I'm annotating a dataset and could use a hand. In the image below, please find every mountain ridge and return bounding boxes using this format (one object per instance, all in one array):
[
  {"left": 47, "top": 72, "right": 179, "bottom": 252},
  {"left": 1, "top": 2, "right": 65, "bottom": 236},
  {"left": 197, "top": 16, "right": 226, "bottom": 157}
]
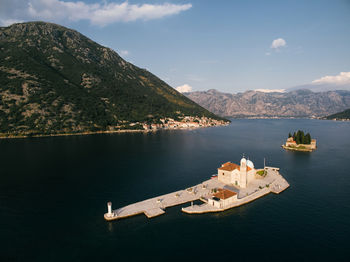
[
  {"left": 185, "top": 89, "right": 350, "bottom": 118},
  {"left": 0, "top": 21, "right": 227, "bottom": 137}
]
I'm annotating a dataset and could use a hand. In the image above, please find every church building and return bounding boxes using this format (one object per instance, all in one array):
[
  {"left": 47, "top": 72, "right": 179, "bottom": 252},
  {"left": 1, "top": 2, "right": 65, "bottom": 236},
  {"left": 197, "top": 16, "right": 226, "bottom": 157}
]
[{"left": 217, "top": 157, "right": 256, "bottom": 188}]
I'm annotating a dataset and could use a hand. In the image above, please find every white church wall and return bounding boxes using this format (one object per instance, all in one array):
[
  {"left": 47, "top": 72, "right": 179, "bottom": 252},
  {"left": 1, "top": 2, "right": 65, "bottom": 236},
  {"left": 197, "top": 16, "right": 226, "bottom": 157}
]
[{"left": 218, "top": 170, "right": 231, "bottom": 184}]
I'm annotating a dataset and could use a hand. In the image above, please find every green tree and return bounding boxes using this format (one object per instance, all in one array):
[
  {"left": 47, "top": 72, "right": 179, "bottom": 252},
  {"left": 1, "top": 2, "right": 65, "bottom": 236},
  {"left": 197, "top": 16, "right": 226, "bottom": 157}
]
[
  {"left": 288, "top": 132, "right": 292, "bottom": 138},
  {"left": 305, "top": 133, "right": 311, "bottom": 144},
  {"left": 295, "top": 130, "right": 302, "bottom": 144},
  {"left": 295, "top": 133, "right": 301, "bottom": 144},
  {"left": 300, "top": 130, "right": 305, "bottom": 144}
]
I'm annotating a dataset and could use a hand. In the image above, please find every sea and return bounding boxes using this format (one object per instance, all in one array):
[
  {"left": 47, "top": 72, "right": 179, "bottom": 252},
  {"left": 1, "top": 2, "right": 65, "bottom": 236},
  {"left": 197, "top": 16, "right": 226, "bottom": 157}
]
[{"left": 1, "top": 119, "right": 350, "bottom": 261}]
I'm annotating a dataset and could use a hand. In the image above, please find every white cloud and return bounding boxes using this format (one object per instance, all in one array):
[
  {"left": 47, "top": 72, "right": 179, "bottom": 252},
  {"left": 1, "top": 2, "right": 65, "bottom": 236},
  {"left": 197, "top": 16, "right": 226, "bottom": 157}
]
[
  {"left": 255, "top": 89, "right": 286, "bottom": 93},
  {"left": 311, "top": 72, "right": 350, "bottom": 85},
  {"left": 175, "top": 84, "right": 192, "bottom": 93},
  {"left": 0, "top": 0, "right": 192, "bottom": 27},
  {"left": 119, "top": 50, "right": 129, "bottom": 56},
  {"left": 271, "top": 38, "right": 286, "bottom": 49}
]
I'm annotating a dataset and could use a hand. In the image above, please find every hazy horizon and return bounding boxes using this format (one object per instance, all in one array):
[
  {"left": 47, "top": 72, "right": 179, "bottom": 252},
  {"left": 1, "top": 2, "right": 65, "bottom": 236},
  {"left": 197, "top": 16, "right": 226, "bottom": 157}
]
[{"left": 1, "top": 0, "right": 349, "bottom": 93}]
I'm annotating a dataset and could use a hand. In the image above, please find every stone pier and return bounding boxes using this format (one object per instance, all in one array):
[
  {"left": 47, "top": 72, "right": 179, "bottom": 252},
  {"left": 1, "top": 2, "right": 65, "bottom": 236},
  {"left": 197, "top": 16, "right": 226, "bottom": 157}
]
[{"left": 104, "top": 167, "right": 289, "bottom": 221}]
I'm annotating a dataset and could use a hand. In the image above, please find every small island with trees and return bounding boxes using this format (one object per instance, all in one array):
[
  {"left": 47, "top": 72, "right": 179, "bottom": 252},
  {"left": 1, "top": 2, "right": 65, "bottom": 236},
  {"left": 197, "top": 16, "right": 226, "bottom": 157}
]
[{"left": 282, "top": 130, "right": 317, "bottom": 152}]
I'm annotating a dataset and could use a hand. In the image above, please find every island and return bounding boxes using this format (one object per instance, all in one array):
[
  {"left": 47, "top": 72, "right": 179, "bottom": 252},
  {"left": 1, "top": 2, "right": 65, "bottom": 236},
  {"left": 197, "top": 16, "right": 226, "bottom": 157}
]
[
  {"left": 282, "top": 130, "right": 316, "bottom": 152},
  {"left": 104, "top": 156, "right": 289, "bottom": 221}
]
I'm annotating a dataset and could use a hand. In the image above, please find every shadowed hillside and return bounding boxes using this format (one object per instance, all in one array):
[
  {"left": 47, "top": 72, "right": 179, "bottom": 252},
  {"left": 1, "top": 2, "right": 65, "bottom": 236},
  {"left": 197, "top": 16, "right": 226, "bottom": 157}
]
[{"left": 0, "top": 22, "right": 226, "bottom": 137}]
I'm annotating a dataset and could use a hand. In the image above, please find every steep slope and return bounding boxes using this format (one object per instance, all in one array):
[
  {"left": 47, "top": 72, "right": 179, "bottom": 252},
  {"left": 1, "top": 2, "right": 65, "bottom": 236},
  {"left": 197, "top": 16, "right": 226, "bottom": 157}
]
[
  {"left": 185, "top": 89, "right": 350, "bottom": 117},
  {"left": 0, "top": 22, "right": 225, "bottom": 137},
  {"left": 325, "top": 108, "right": 350, "bottom": 120}
]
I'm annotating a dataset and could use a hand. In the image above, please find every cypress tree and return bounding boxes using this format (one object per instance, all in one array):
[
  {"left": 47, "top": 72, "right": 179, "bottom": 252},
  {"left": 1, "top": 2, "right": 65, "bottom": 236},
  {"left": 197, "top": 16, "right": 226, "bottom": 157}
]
[
  {"left": 295, "top": 131, "right": 300, "bottom": 144},
  {"left": 300, "top": 130, "right": 305, "bottom": 144},
  {"left": 305, "top": 133, "right": 311, "bottom": 144},
  {"left": 288, "top": 132, "right": 292, "bottom": 138}
]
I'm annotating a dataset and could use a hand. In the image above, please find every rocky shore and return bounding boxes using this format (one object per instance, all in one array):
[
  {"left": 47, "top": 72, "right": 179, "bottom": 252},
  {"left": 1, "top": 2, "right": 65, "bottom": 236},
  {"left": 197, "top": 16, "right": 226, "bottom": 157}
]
[{"left": 0, "top": 116, "right": 229, "bottom": 139}]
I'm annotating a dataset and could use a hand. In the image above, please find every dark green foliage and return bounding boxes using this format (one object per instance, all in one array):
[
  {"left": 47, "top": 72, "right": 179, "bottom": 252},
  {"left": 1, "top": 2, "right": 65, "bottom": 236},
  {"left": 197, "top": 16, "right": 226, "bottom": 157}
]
[
  {"left": 288, "top": 132, "right": 292, "bottom": 138},
  {"left": 0, "top": 22, "right": 227, "bottom": 136},
  {"left": 299, "top": 130, "right": 305, "bottom": 144},
  {"left": 305, "top": 133, "right": 311, "bottom": 144},
  {"left": 326, "top": 108, "right": 350, "bottom": 120},
  {"left": 291, "top": 130, "right": 311, "bottom": 144},
  {"left": 294, "top": 133, "right": 300, "bottom": 144}
]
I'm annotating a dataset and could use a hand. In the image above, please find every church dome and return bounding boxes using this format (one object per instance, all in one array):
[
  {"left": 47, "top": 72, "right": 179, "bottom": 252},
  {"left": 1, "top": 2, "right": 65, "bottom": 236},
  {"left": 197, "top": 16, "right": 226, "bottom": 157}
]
[{"left": 247, "top": 160, "right": 254, "bottom": 169}]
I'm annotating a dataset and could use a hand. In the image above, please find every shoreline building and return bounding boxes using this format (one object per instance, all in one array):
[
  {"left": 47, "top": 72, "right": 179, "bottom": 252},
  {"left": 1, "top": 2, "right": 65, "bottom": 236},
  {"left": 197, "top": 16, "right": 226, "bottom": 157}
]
[
  {"left": 285, "top": 137, "right": 297, "bottom": 147},
  {"left": 208, "top": 188, "right": 237, "bottom": 208},
  {"left": 217, "top": 157, "right": 256, "bottom": 188}
]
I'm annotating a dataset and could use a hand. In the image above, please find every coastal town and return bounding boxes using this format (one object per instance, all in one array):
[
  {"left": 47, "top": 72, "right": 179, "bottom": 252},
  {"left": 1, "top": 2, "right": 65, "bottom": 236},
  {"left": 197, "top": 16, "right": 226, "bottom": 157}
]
[
  {"left": 139, "top": 116, "right": 229, "bottom": 131},
  {"left": 0, "top": 116, "right": 229, "bottom": 139},
  {"left": 104, "top": 156, "right": 289, "bottom": 221}
]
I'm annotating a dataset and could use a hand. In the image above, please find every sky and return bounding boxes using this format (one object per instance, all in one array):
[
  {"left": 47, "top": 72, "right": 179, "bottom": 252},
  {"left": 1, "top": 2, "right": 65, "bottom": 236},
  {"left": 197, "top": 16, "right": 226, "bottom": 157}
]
[{"left": 1, "top": 0, "right": 350, "bottom": 93}]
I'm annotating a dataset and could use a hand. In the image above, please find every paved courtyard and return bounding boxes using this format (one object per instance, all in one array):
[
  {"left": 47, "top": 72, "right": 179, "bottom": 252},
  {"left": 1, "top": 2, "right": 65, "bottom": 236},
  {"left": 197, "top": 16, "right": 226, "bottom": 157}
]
[{"left": 105, "top": 167, "right": 289, "bottom": 220}]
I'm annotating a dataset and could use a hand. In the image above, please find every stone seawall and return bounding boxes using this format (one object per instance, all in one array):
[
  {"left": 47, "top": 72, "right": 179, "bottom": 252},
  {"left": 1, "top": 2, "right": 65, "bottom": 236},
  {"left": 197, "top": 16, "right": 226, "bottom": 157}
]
[
  {"left": 105, "top": 167, "right": 289, "bottom": 220},
  {"left": 182, "top": 172, "right": 289, "bottom": 214}
]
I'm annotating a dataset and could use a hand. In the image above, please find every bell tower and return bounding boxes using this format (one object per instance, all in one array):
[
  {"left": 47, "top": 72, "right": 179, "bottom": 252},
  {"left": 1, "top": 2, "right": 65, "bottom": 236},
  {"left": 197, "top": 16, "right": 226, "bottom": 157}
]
[
  {"left": 240, "top": 157, "right": 247, "bottom": 188},
  {"left": 240, "top": 157, "right": 247, "bottom": 172}
]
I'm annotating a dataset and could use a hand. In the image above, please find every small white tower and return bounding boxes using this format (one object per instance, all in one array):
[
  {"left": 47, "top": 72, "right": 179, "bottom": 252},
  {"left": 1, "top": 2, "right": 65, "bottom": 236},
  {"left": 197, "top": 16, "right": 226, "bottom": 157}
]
[
  {"left": 107, "top": 202, "right": 112, "bottom": 217},
  {"left": 240, "top": 157, "right": 247, "bottom": 188},
  {"left": 240, "top": 157, "right": 247, "bottom": 172}
]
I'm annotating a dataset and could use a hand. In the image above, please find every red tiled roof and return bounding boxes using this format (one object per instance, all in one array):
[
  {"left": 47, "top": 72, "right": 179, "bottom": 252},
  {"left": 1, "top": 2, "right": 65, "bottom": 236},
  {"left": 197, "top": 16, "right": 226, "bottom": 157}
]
[
  {"left": 218, "top": 162, "right": 252, "bottom": 171},
  {"left": 213, "top": 188, "right": 237, "bottom": 200},
  {"left": 218, "top": 162, "right": 240, "bottom": 171}
]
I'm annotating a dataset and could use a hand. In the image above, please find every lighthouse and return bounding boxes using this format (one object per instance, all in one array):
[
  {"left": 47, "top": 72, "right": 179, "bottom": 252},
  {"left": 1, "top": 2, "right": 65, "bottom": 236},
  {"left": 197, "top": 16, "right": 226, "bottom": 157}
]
[{"left": 107, "top": 202, "right": 112, "bottom": 217}]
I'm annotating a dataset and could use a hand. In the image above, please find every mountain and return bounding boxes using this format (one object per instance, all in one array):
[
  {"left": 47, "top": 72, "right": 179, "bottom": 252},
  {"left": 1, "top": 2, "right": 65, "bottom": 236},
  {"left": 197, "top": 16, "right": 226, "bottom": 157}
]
[
  {"left": 287, "top": 83, "right": 350, "bottom": 92},
  {"left": 185, "top": 89, "right": 350, "bottom": 118},
  {"left": 324, "top": 108, "right": 350, "bottom": 120},
  {"left": 0, "top": 22, "right": 226, "bottom": 137}
]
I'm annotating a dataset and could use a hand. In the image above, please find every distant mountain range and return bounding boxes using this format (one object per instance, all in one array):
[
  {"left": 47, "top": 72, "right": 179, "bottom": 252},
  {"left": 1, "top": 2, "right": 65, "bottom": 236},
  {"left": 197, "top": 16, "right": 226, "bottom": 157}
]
[
  {"left": 185, "top": 89, "right": 350, "bottom": 118},
  {"left": 0, "top": 22, "right": 225, "bottom": 137},
  {"left": 287, "top": 83, "right": 350, "bottom": 93}
]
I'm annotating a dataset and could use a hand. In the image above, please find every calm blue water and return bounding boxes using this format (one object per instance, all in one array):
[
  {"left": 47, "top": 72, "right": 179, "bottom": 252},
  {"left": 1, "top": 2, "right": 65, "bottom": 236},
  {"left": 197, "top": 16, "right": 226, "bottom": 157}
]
[{"left": 1, "top": 119, "right": 350, "bottom": 261}]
